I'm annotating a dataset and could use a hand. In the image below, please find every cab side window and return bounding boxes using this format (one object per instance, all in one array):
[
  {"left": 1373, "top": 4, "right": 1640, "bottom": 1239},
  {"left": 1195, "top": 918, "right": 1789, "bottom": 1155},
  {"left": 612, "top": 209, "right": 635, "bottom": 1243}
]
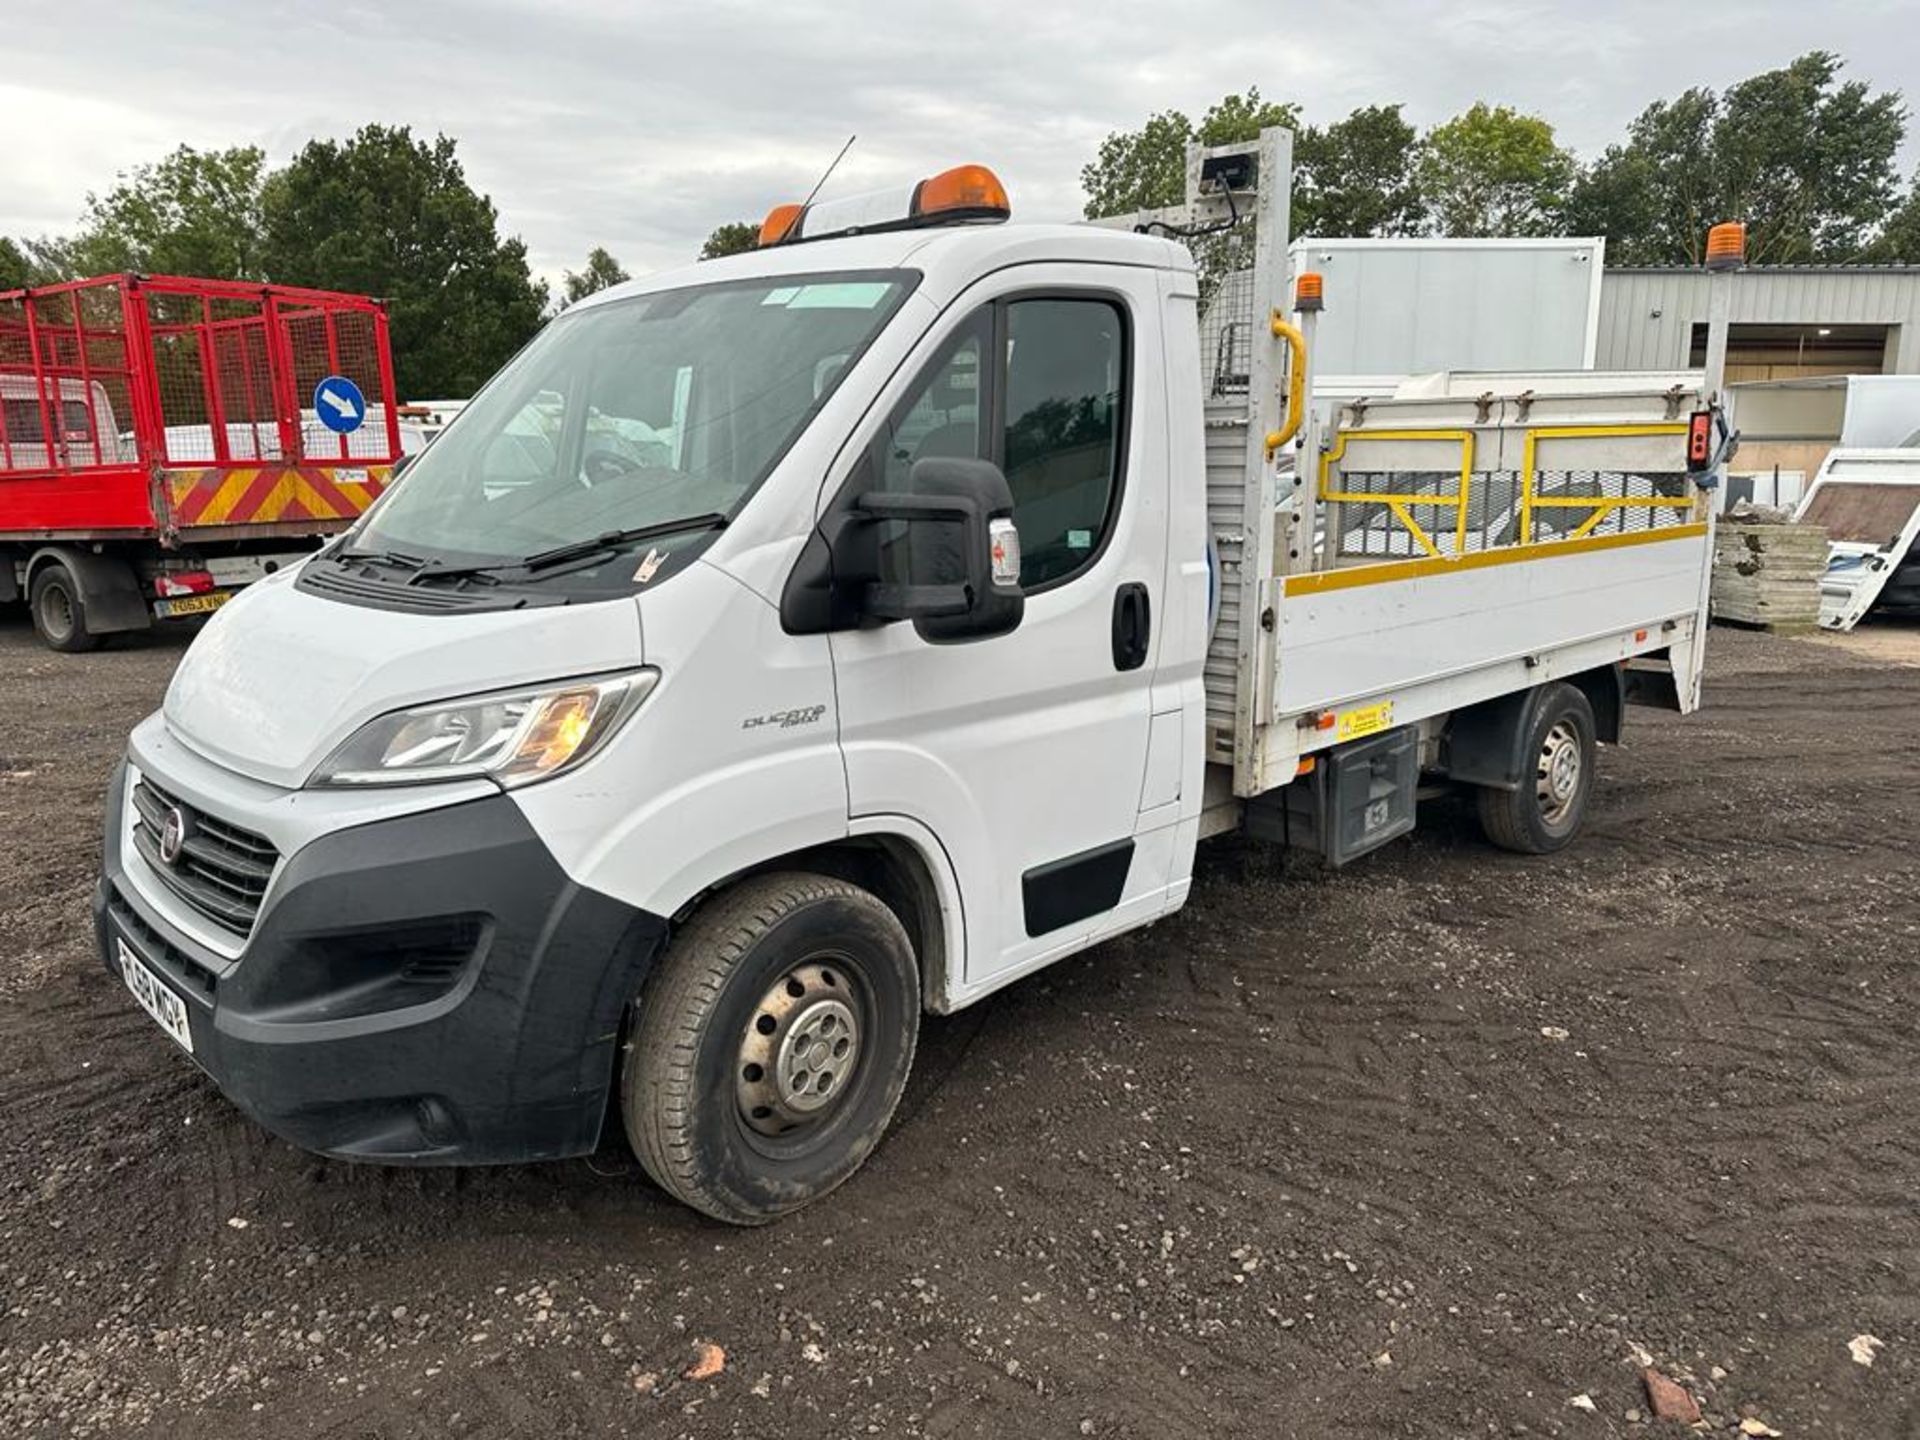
[
  {"left": 1003, "top": 298, "right": 1126, "bottom": 587},
  {"left": 878, "top": 321, "right": 985, "bottom": 491},
  {"left": 872, "top": 294, "right": 1128, "bottom": 591}
]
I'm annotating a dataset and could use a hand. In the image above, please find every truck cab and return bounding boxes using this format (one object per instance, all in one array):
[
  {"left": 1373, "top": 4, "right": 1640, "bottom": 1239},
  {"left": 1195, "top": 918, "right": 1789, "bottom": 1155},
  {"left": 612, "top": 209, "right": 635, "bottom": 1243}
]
[{"left": 98, "top": 169, "right": 1215, "bottom": 1223}]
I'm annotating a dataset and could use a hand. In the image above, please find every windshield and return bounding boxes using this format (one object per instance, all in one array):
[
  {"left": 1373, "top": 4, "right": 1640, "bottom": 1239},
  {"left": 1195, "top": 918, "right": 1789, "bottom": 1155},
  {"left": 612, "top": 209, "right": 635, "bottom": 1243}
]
[{"left": 355, "top": 270, "right": 916, "bottom": 567}]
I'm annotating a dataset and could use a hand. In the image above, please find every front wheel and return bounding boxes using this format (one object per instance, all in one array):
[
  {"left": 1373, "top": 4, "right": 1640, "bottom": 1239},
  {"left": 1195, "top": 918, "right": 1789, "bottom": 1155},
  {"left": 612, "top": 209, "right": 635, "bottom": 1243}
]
[
  {"left": 1475, "top": 683, "right": 1597, "bottom": 855},
  {"left": 622, "top": 872, "right": 920, "bottom": 1224}
]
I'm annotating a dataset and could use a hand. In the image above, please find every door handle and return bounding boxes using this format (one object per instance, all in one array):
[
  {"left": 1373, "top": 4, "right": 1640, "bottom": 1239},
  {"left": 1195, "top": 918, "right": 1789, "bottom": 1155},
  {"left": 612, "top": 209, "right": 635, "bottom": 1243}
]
[{"left": 1112, "top": 582, "right": 1151, "bottom": 672}]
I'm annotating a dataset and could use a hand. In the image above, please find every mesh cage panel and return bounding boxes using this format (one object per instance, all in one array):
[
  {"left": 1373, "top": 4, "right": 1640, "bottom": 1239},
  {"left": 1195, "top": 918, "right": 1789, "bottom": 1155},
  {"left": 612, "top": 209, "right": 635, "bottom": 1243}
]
[
  {"left": 0, "top": 297, "right": 29, "bottom": 372},
  {"left": 285, "top": 307, "right": 390, "bottom": 461},
  {"left": 1321, "top": 451, "right": 1697, "bottom": 562},
  {"left": 152, "top": 330, "right": 213, "bottom": 460},
  {"left": 0, "top": 281, "right": 139, "bottom": 473},
  {"left": 1200, "top": 267, "right": 1256, "bottom": 398},
  {"left": 211, "top": 322, "right": 281, "bottom": 461},
  {"left": 2, "top": 276, "right": 396, "bottom": 485},
  {"left": 1332, "top": 470, "right": 1466, "bottom": 559},
  {"left": 1528, "top": 469, "right": 1692, "bottom": 541}
]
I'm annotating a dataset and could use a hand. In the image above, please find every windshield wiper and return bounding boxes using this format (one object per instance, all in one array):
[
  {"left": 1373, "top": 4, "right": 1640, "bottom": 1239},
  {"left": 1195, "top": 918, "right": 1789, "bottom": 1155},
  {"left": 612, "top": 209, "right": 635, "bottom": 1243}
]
[
  {"left": 335, "top": 545, "right": 429, "bottom": 571},
  {"left": 394, "top": 513, "right": 730, "bottom": 587},
  {"left": 518, "top": 512, "right": 730, "bottom": 572}
]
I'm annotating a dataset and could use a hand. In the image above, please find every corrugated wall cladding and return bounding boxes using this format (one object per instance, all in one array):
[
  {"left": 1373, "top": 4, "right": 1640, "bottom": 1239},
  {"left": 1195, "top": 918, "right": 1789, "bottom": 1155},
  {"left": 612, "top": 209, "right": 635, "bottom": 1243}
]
[
  {"left": 1598, "top": 268, "right": 1920, "bottom": 372},
  {"left": 1203, "top": 401, "right": 1249, "bottom": 762}
]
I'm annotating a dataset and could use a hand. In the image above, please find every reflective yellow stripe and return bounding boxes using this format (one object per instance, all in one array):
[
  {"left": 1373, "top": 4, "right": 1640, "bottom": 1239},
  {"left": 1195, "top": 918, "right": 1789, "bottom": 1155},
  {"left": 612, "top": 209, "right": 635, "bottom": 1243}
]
[
  {"left": 262, "top": 470, "right": 302, "bottom": 521},
  {"left": 1282, "top": 522, "right": 1709, "bottom": 597},
  {"left": 195, "top": 468, "right": 259, "bottom": 526}
]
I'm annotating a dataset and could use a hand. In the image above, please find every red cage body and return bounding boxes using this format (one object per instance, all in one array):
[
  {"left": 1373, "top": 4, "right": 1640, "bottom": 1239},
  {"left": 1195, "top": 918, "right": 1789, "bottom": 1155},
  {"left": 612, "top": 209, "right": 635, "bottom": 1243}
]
[{"left": 0, "top": 274, "right": 402, "bottom": 544}]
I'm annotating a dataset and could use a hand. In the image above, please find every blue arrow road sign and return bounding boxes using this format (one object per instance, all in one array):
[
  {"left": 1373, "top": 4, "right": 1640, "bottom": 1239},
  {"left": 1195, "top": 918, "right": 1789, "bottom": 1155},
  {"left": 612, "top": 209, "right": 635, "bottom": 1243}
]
[{"left": 313, "top": 375, "right": 366, "bottom": 434}]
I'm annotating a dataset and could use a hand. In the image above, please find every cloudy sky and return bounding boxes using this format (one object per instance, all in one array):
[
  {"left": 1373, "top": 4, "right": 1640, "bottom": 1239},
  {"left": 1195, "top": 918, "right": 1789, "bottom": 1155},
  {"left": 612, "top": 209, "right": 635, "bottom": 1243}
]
[{"left": 4, "top": 0, "right": 1918, "bottom": 290}]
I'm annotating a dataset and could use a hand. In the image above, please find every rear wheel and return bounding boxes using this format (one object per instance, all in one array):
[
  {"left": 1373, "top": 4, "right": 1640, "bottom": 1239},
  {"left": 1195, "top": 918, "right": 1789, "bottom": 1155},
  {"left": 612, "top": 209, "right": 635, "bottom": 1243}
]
[
  {"left": 1476, "top": 683, "right": 1596, "bottom": 855},
  {"left": 622, "top": 872, "right": 919, "bottom": 1225},
  {"left": 29, "top": 562, "right": 99, "bottom": 653}
]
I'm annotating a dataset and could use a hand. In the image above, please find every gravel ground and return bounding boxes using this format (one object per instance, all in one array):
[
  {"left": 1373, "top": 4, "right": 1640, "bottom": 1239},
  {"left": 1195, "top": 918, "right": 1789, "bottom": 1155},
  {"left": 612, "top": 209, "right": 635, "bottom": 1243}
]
[{"left": 2, "top": 612, "right": 1918, "bottom": 1439}]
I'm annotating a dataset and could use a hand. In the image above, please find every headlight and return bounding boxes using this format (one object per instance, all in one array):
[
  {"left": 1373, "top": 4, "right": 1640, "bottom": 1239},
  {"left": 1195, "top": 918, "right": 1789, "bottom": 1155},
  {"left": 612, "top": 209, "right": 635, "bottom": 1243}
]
[{"left": 310, "top": 670, "right": 658, "bottom": 789}]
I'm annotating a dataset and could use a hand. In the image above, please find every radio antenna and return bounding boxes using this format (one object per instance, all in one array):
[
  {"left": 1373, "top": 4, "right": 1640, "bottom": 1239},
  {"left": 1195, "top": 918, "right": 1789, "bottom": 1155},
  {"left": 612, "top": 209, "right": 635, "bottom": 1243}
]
[{"left": 799, "top": 135, "right": 857, "bottom": 211}]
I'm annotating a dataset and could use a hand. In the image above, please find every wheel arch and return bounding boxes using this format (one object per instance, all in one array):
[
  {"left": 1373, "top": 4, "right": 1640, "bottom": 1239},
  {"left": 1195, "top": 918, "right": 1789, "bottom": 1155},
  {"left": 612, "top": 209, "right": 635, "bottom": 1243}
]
[
  {"left": 1565, "top": 664, "right": 1624, "bottom": 746},
  {"left": 26, "top": 544, "right": 150, "bottom": 635},
  {"left": 1440, "top": 670, "right": 1613, "bottom": 792},
  {"left": 666, "top": 821, "right": 966, "bottom": 1016}
]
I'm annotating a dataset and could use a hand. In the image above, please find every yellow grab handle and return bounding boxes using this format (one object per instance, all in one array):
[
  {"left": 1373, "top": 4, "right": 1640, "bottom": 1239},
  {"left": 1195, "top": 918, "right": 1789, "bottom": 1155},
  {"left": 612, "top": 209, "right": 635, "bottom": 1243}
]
[{"left": 1265, "top": 310, "right": 1307, "bottom": 459}]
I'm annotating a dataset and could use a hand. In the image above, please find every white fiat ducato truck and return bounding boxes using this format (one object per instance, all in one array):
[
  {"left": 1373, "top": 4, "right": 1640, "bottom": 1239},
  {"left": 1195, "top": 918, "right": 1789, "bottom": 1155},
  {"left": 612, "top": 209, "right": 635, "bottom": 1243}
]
[{"left": 96, "top": 140, "right": 1726, "bottom": 1222}]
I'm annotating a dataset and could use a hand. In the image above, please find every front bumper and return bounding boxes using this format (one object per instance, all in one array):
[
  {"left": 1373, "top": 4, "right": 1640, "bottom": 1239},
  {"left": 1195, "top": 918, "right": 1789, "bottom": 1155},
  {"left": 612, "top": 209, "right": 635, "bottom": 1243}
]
[{"left": 95, "top": 761, "right": 667, "bottom": 1164}]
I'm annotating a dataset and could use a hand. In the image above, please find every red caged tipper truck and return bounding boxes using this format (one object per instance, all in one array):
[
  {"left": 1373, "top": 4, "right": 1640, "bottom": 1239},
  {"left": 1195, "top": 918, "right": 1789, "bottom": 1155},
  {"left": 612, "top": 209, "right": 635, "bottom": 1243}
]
[{"left": 0, "top": 273, "right": 406, "bottom": 650}]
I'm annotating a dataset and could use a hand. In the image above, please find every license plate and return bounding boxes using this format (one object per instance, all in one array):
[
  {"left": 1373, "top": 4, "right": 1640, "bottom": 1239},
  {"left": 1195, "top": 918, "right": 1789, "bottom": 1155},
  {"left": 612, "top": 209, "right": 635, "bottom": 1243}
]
[
  {"left": 154, "top": 591, "right": 232, "bottom": 618},
  {"left": 118, "top": 938, "right": 194, "bottom": 1054}
]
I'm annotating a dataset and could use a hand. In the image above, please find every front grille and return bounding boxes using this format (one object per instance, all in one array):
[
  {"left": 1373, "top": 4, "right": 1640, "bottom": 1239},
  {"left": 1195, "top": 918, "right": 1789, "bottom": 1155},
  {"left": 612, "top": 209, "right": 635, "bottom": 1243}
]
[
  {"left": 130, "top": 776, "right": 279, "bottom": 934},
  {"left": 110, "top": 897, "right": 219, "bottom": 998}
]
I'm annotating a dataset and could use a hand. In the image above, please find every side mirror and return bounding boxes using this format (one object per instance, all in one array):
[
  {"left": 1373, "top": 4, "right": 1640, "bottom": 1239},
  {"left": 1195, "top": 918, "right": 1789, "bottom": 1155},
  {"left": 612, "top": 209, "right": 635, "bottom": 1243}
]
[{"left": 858, "top": 457, "right": 1024, "bottom": 641}]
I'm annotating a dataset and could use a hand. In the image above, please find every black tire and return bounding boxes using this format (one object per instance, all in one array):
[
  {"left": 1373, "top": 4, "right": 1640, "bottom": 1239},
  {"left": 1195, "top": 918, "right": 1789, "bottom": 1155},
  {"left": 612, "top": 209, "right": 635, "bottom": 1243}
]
[
  {"left": 622, "top": 872, "right": 919, "bottom": 1225},
  {"left": 29, "top": 562, "right": 99, "bottom": 653},
  {"left": 1475, "top": 683, "right": 1597, "bottom": 855}
]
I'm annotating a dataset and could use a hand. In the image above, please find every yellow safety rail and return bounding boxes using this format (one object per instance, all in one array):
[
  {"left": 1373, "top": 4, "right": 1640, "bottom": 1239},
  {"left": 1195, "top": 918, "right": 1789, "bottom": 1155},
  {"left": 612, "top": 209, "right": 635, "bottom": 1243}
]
[
  {"left": 1264, "top": 310, "right": 1307, "bottom": 460},
  {"left": 1317, "top": 429, "right": 1476, "bottom": 559},
  {"left": 1519, "top": 424, "right": 1692, "bottom": 543}
]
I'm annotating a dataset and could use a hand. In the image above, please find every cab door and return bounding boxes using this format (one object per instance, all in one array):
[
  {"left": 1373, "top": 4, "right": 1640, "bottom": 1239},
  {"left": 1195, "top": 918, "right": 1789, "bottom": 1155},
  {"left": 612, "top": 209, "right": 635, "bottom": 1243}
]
[{"left": 825, "top": 264, "right": 1172, "bottom": 994}]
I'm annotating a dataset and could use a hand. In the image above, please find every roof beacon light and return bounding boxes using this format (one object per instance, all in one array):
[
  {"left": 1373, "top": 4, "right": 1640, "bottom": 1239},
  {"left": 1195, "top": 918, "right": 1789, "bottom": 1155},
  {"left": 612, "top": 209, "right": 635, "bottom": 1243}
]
[
  {"left": 758, "top": 203, "right": 804, "bottom": 248},
  {"left": 756, "top": 164, "right": 1011, "bottom": 249},
  {"left": 1705, "top": 221, "right": 1747, "bottom": 272},
  {"left": 1294, "top": 271, "right": 1325, "bottom": 313},
  {"left": 911, "top": 164, "right": 1011, "bottom": 222}
]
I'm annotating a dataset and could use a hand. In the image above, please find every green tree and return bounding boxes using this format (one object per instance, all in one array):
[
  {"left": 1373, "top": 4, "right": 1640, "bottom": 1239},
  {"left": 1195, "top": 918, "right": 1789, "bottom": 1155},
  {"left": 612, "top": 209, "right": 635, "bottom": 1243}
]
[
  {"left": 1718, "top": 51, "right": 1903, "bottom": 261},
  {"left": 1080, "top": 108, "right": 1194, "bottom": 219},
  {"left": 1417, "top": 103, "right": 1575, "bottom": 237},
  {"left": 260, "top": 125, "right": 548, "bottom": 398},
  {"left": 0, "top": 237, "right": 30, "bottom": 290},
  {"left": 699, "top": 221, "right": 758, "bottom": 260},
  {"left": 31, "top": 145, "right": 267, "bottom": 280},
  {"left": 1196, "top": 89, "right": 1300, "bottom": 148},
  {"left": 562, "top": 245, "right": 630, "bottom": 306},
  {"left": 1080, "top": 89, "right": 1299, "bottom": 219},
  {"left": 1565, "top": 90, "right": 1716, "bottom": 262},
  {"left": 1294, "top": 105, "right": 1423, "bottom": 238},
  {"left": 1865, "top": 173, "right": 1920, "bottom": 262},
  {"left": 1568, "top": 54, "right": 1905, "bottom": 264}
]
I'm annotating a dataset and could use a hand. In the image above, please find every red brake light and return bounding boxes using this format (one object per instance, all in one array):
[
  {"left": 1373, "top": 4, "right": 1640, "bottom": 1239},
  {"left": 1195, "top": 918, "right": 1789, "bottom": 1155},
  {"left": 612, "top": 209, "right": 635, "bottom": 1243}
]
[
  {"left": 1688, "top": 411, "right": 1713, "bottom": 468},
  {"left": 155, "top": 570, "right": 215, "bottom": 597}
]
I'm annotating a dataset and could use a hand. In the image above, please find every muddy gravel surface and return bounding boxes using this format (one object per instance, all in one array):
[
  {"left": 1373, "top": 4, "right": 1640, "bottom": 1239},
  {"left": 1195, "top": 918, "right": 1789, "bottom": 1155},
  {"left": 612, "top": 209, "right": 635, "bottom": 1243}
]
[{"left": 2, "top": 613, "right": 1918, "bottom": 1439}]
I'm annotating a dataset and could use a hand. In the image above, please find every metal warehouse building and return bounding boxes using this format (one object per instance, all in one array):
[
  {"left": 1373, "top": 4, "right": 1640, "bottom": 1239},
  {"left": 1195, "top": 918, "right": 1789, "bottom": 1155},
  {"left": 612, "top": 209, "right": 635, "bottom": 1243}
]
[{"left": 1598, "top": 266, "right": 1920, "bottom": 379}]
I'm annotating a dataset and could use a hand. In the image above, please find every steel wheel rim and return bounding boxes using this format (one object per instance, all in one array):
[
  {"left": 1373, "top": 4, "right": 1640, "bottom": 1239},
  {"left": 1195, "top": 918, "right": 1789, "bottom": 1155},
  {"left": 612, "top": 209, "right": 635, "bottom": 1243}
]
[
  {"left": 1536, "top": 719, "right": 1582, "bottom": 825},
  {"left": 40, "top": 581, "right": 73, "bottom": 642},
  {"left": 736, "top": 959, "right": 865, "bottom": 1141}
]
